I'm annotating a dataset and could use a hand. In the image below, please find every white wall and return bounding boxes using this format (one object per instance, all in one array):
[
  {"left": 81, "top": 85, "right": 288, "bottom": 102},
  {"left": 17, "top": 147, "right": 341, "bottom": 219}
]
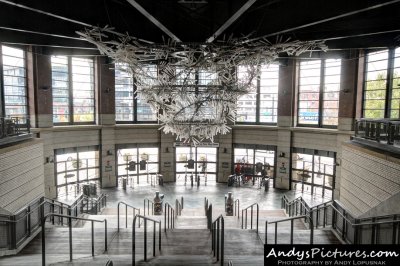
[{"left": 0, "top": 139, "right": 44, "bottom": 214}]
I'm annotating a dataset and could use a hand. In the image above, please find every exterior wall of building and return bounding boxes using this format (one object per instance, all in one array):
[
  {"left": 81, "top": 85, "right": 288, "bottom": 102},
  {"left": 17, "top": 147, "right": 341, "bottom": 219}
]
[
  {"left": 340, "top": 142, "right": 400, "bottom": 217},
  {"left": 0, "top": 139, "right": 44, "bottom": 214}
]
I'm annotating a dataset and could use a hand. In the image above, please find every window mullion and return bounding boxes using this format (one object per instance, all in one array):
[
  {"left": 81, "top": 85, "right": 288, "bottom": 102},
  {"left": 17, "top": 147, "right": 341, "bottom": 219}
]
[
  {"left": 133, "top": 77, "right": 138, "bottom": 122},
  {"left": 68, "top": 57, "right": 73, "bottom": 124},
  {"left": 256, "top": 65, "right": 261, "bottom": 123},
  {"left": 386, "top": 48, "right": 395, "bottom": 118},
  {"left": 319, "top": 60, "right": 325, "bottom": 127},
  {"left": 0, "top": 45, "right": 5, "bottom": 117}
]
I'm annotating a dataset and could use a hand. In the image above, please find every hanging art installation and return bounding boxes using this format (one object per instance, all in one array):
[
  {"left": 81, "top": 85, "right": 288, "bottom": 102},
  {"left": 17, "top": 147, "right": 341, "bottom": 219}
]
[{"left": 78, "top": 26, "right": 327, "bottom": 145}]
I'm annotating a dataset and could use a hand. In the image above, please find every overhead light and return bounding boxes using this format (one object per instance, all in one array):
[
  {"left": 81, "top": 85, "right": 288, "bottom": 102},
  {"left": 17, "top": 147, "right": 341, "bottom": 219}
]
[{"left": 78, "top": 27, "right": 326, "bottom": 145}]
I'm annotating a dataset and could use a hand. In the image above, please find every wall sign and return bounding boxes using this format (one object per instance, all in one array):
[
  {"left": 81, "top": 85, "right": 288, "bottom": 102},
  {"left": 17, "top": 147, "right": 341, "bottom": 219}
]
[
  {"left": 105, "top": 165, "right": 113, "bottom": 172},
  {"left": 164, "top": 162, "right": 171, "bottom": 167},
  {"left": 222, "top": 162, "right": 229, "bottom": 168}
]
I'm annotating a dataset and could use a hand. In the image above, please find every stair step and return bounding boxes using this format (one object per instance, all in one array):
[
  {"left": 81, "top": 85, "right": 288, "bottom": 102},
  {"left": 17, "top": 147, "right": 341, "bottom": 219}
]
[{"left": 136, "top": 255, "right": 214, "bottom": 265}]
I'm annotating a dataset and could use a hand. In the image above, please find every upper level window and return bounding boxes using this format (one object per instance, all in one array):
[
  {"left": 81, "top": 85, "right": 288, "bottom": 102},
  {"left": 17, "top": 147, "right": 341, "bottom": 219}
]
[
  {"left": 51, "top": 56, "right": 95, "bottom": 124},
  {"left": 115, "top": 63, "right": 158, "bottom": 123},
  {"left": 363, "top": 48, "right": 400, "bottom": 118},
  {"left": 298, "top": 59, "right": 341, "bottom": 127},
  {"left": 236, "top": 64, "right": 279, "bottom": 124},
  {"left": 0, "top": 45, "right": 28, "bottom": 123}
]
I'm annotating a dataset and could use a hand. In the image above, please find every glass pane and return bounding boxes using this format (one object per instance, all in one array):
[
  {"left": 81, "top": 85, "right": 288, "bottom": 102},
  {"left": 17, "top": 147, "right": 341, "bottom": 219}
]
[{"left": 2, "top": 45, "right": 28, "bottom": 119}]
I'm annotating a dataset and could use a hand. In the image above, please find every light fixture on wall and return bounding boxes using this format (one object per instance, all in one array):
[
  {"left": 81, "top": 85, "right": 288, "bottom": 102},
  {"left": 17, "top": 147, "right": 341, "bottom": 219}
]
[
  {"left": 165, "top": 147, "right": 170, "bottom": 153},
  {"left": 45, "top": 155, "right": 54, "bottom": 164},
  {"left": 79, "top": 26, "right": 327, "bottom": 145},
  {"left": 279, "top": 152, "right": 286, "bottom": 158},
  {"left": 106, "top": 150, "right": 113, "bottom": 156}
]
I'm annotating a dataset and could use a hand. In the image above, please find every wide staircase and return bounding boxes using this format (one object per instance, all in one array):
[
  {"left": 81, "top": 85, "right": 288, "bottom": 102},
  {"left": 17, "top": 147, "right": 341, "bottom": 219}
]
[{"left": 1, "top": 194, "right": 372, "bottom": 266}]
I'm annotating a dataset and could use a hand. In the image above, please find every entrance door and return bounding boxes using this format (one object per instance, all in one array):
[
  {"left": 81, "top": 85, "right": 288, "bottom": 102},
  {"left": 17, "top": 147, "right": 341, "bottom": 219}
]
[{"left": 175, "top": 146, "right": 217, "bottom": 183}]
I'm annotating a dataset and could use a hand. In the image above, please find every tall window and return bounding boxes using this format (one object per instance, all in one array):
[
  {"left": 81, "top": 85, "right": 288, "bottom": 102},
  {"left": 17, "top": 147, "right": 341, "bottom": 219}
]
[
  {"left": 0, "top": 45, "right": 28, "bottom": 122},
  {"left": 115, "top": 64, "right": 158, "bottom": 122},
  {"left": 298, "top": 59, "right": 341, "bottom": 127},
  {"left": 116, "top": 144, "right": 159, "bottom": 186},
  {"left": 363, "top": 48, "right": 400, "bottom": 118},
  {"left": 55, "top": 146, "right": 100, "bottom": 197},
  {"left": 236, "top": 64, "right": 279, "bottom": 123},
  {"left": 291, "top": 148, "right": 335, "bottom": 199},
  {"left": 233, "top": 144, "right": 276, "bottom": 187},
  {"left": 51, "top": 56, "right": 95, "bottom": 124}
]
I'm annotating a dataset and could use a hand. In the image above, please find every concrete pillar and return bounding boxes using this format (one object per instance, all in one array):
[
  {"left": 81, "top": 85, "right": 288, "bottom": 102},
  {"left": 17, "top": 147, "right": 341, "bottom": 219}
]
[
  {"left": 160, "top": 133, "right": 175, "bottom": 182},
  {"left": 28, "top": 47, "right": 53, "bottom": 128},
  {"left": 338, "top": 50, "right": 359, "bottom": 131},
  {"left": 277, "top": 59, "right": 295, "bottom": 127},
  {"left": 101, "top": 127, "right": 117, "bottom": 188},
  {"left": 217, "top": 132, "right": 233, "bottom": 182},
  {"left": 97, "top": 56, "right": 115, "bottom": 125},
  {"left": 275, "top": 129, "right": 291, "bottom": 190}
]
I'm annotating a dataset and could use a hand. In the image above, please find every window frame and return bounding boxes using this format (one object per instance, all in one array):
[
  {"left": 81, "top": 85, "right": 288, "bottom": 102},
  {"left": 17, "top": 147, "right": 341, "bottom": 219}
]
[
  {"left": 296, "top": 59, "right": 341, "bottom": 128},
  {"left": 0, "top": 44, "right": 29, "bottom": 124},
  {"left": 235, "top": 64, "right": 279, "bottom": 125},
  {"left": 52, "top": 56, "right": 96, "bottom": 125},
  {"left": 115, "top": 63, "right": 158, "bottom": 124},
  {"left": 362, "top": 47, "right": 399, "bottom": 119}
]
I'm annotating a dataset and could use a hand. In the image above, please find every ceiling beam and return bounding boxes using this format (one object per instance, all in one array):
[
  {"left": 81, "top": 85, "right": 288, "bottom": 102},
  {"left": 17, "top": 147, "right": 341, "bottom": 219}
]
[
  {"left": 126, "top": 0, "right": 181, "bottom": 42},
  {"left": 206, "top": 0, "right": 257, "bottom": 43},
  {"left": 0, "top": 0, "right": 154, "bottom": 43},
  {"left": 244, "top": 0, "right": 400, "bottom": 42}
]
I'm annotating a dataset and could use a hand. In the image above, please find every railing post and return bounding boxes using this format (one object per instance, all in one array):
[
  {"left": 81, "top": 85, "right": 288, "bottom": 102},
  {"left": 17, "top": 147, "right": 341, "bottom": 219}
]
[
  {"left": 117, "top": 203, "right": 120, "bottom": 232},
  {"left": 27, "top": 206, "right": 31, "bottom": 237},
  {"left": 91, "top": 220, "right": 94, "bottom": 256},
  {"left": 221, "top": 217, "right": 224, "bottom": 266},
  {"left": 68, "top": 210, "right": 73, "bottom": 261},
  {"left": 245, "top": 209, "right": 248, "bottom": 229},
  {"left": 265, "top": 221, "right": 268, "bottom": 244},
  {"left": 164, "top": 203, "right": 167, "bottom": 232},
  {"left": 290, "top": 219, "right": 294, "bottom": 244},
  {"left": 132, "top": 216, "right": 136, "bottom": 266},
  {"left": 216, "top": 219, "right": 220, "bottom": 261},
  {"left": 274, "top": 223, "right": 278, "bottom": 244},
  {"left": 392, "top": 215, "right": 398, "bottom": 244},
  {"left": 41, "top": 217, "right": 46, "bottom": 266},
  {"left": 144, "top": 219, "right": 147, "bottom": 261},
  {"left": 241, "top": 210, "right": 243, "bottom": 229},
  {"left": 10, "top": 215, "right": 17, "bottom": 250},
  {"left": 159, "top": 221, "right": 161, "bottom": 251},
  {"left": 153, "top": 221, "right": 156, "bottom": 257},
  {"left": 251, "top": 205, "right": 253, "bottom": 230},
  {"left": 316, "top": 208, "right": 320, "bottom": 228},
  {"left": 371, "top": 217, "right": 376, "bottom": 244},
  {"left": 105, "top": 219, "right": 108, "bottom": 251},
  {"left": 256, "top": 204, "right": 259, "bottom": 233}
]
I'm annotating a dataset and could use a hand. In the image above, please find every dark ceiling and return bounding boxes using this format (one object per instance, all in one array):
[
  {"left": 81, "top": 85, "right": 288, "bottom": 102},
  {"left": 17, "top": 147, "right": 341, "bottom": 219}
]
[{"left": 0, "top": 0, "right": 399, "bottom": 53}]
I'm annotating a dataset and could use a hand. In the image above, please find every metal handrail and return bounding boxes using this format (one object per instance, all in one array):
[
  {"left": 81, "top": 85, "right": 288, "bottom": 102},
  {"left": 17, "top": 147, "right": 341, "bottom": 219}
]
[
  {"left": 132, "top": 214, "right": 161, "bottom": 266},
  {"left": 234, "top": 199, "right": 240, "bottom": 219},
  {"left": 144, "top": 198, "right": 154, "bottom": 216},
  {"left": 309, "top": 203, "right": 400, "bottom": 244},
  {"left": 241, "top": 203, "right": 259, "bottom": 233},
  {"left": 211, "top": 215, "right": 224, "bottom": 266},
  {"left": 175, "top": 198, "right": 183, "bottom": 216},
  {"left": 266, "top": 215, "right": 313, "bottom": 245},
  {"left": 117, "top": 201, "right": 141, "bottom": 232},
  {"left": 41, "top": 213, "right": 108, "bottom": 266},
  {"left": 207, "top": 203, "right": 213, "bottom": 230},
  {"left": 204, "top": 197, "right": 209, "bottom": 216},
  {"left": 164, "top": 202, "right": 175, "bottom": 232}
]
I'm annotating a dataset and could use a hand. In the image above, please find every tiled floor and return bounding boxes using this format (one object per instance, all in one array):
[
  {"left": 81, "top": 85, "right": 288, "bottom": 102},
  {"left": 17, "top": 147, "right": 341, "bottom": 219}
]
[{"left": 82, "top": 179, "right": 330, "bottom": 212}]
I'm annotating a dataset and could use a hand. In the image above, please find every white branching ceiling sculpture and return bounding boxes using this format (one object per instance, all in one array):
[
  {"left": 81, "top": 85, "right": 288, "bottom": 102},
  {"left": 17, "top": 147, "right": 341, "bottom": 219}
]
[{"left": 78, "top": 26, "right": 327, "bottom": 145}]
